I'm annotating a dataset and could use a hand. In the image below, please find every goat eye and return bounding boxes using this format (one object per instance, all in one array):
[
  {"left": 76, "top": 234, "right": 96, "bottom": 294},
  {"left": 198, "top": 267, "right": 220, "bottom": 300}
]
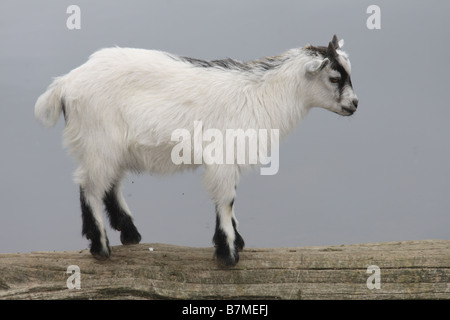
[{"left": 329, "top": 77, "right": 340, "bottom": 83}]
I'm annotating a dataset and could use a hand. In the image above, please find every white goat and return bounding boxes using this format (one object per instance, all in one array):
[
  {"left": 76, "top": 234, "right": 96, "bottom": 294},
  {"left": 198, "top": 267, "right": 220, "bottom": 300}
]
[{"left": 35, "top": 35, "right": 358, "bottom": 266}]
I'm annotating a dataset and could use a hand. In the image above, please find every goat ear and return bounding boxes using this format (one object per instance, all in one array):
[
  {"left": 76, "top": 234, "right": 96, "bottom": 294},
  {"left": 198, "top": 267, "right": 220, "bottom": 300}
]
[
  {"left": 305, "top": 58, "right": 330, "bottom": 74},
  {"left": 318, "top": 58, "right": 330, "bottom": 71}
]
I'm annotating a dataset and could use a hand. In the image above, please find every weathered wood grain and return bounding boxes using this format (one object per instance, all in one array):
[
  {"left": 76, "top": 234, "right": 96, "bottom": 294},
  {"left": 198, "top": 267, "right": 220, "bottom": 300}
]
[{"left": 0, "top": 240, "right": 448, "bottom": 299}]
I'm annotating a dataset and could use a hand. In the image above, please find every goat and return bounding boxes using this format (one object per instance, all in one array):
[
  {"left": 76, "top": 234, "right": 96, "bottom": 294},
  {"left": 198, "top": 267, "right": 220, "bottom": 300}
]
[{"left": 35, "top": 35, "right": 358, "bottom": 266}]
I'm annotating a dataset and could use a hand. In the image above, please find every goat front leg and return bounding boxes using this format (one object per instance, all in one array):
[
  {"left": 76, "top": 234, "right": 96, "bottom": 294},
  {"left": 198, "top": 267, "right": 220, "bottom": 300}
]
[
  {"left": 213, "top": 200, "right": 245, "bottom": 266},
  {"left": 205, "top": 164, "right": 245, "bottom": 266}
]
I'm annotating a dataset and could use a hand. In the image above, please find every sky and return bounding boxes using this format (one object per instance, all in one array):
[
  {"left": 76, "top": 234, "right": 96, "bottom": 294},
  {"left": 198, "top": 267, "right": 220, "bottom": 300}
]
[{"left": 0, "top": 0, "right": 449, "bottom": 254}]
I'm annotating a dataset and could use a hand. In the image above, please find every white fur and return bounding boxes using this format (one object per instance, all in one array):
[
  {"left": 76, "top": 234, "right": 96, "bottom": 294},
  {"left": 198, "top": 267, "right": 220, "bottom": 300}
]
[{"left": 35, "top": 41, "right": 357, "bottom": 263}]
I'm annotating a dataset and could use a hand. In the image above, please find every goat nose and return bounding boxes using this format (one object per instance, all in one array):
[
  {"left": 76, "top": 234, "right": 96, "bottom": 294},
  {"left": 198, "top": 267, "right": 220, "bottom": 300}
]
[{"left": 352, "top": 98, "right": 359, "bottom": 109}]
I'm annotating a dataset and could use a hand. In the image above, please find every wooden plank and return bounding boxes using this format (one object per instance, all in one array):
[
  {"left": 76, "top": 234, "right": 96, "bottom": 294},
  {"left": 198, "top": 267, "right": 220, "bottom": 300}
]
[{"left": 0, "top": 240, "right": 448, "bottom": 299}]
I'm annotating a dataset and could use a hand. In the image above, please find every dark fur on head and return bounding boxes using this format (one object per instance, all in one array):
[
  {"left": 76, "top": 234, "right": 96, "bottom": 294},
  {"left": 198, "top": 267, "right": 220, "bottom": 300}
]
[{"left": 304, "top": 35, "right": 353, "bottom": 96}]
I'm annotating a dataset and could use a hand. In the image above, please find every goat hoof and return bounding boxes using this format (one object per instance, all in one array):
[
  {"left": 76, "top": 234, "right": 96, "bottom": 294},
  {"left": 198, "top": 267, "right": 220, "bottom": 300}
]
[
  {"left": 120, "top": 224, "right": 142, "bottom": 245},
  {"left": 214, "top": 246, "right": 240, "bottom": 267},
  {"left": 217, "top": 253, "right": 239, "bottom": 267},
  {"left": 235, "top": 232, "right": 245, "bottom": 252},
  {"left": 90, "top": 245, "right": 111, "bottom": 260}
]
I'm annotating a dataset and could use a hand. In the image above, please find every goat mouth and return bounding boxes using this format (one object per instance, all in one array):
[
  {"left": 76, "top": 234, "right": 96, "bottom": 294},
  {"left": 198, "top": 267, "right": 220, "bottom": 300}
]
[{"left": 341, "top": 106, "right": 355, "bottom": 116}]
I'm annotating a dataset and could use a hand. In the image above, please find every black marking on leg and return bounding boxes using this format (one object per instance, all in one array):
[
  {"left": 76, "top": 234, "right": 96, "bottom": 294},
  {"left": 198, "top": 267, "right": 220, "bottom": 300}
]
[
  {"left": 103, "top": 185, "right": 141, "bottom": 245},
  {"left": 213, "top": 215, "right": 238, "bottom": 266},
  {"left": 212, "top": 204, "right": 242, "bottom": 267},
  {"left": 80, "top": 187, "right": 110, "bottom": 259},
  {"left": 230, "top": 198, "right": 245, "bottom": 251},
  {"left": 232, "top": 218, "right": 245, "bottom": 252}
]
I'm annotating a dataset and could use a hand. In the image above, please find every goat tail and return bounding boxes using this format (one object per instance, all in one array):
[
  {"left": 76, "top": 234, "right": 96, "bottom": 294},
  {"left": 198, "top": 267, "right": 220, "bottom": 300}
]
[{"left": 35, "top": 77, "right": 65, "bottom": 128}]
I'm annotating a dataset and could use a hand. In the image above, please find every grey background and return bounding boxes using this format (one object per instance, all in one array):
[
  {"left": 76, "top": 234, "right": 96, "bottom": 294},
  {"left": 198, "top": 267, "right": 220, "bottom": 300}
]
[{"left": 1, "top": 0, "right": 449, "bottom": 254}]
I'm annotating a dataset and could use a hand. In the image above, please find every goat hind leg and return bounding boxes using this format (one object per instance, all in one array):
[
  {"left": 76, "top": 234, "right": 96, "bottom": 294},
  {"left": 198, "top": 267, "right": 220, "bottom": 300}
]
[
  {"left": 80, "top": 186, "right": 111, "bottom": 259},
  {"left": 103, "top": 182, "right": 141, "bottom": 245}
]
